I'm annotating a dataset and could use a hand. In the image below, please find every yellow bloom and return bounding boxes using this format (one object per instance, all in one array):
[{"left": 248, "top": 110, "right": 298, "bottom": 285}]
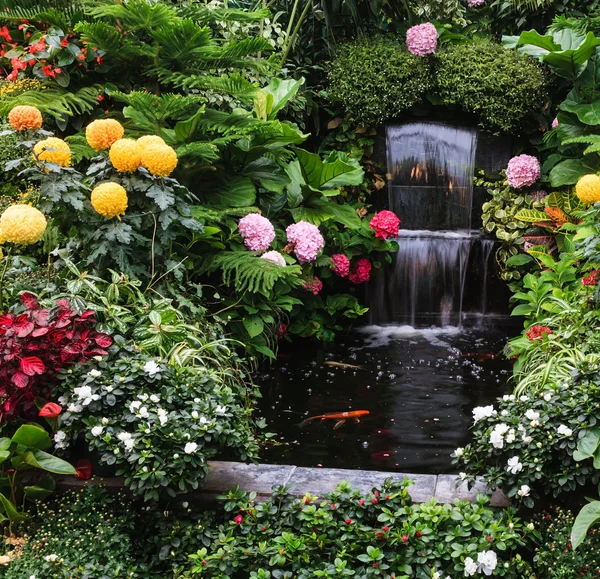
[
  {"left": 141, "top": 143, "right": 178, "bottom": 177},
  {"left": 86, "top": 119, "right": 124, "bottom": 151},
  {"left": 137, "top": 135, "right": 166, "bottom": 148},
  {"left": 8, "top": 105, "right": 43, "bottom": 131},
  {"left": 576, "top": 174, "right": 600, "bottom": 205},
  {"left": 0, "top": 246, "right": 3, "bottom": 261},
  {"left": 0, "top": 205, "right": 47, "bottom": 245},
  {"left": 33, "top": 137, "right": 71, "bottom": 167},
  {"left": 91, "top": 182, "right": 128, "bottom": 219},
  {"left": 109, "top": 139, "right": 142, "bottom": 173}
]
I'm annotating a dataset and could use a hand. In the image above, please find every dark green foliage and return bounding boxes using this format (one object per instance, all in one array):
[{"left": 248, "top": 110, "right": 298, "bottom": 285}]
[
  {"left": 435, "top": 39, "right": 548, "bottom": 134},
  {"left": 326, "top": 35, "right": 433, "bottom": 127}
]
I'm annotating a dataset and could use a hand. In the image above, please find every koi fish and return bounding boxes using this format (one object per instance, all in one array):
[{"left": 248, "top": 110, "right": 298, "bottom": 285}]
[
  {"left": 323, "top": 361, "right": 365, "bottom": 370},
  {"left": 299, "top": 410, "right": 370, "bottom": 430}
]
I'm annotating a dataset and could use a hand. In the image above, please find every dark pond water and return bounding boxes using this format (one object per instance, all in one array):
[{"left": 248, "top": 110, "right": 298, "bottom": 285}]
[{"left": 256, "top": 320, "right": 514, "bottom": 474}]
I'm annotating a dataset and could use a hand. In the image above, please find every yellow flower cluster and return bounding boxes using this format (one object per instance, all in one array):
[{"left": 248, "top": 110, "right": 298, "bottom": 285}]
[
  {"left": 33, "top": 137, "right": 71, "bottom": 167},
  {"left": 8, "top": 105, "right": 43, "bottom": 131},
  {"left": 91, "top": 182, "right": 128, "bottom": 219},
  {"left": 109, "top": 139, "right": 142, "bottom": 173},
  {"left": 137, "top": 135, "right": 165, "bottom": 148},
  {"left": 576, "top": 174, "right": 600, "bottom": 205},
  {"left": 86, "top": 119, "right": 124, "bottom": 151},
  {"left": 0, "top": 78, "right": 41, "bottom": 98},
  {"left": 141, "top": 143, "right": 178, "bottom": 177},
  {"left": 0, "top": 204, "right": 47, "bottom": 245}
]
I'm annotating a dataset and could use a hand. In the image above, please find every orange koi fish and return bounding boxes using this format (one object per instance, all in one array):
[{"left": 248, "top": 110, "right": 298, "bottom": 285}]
[{"left": 299, "top": 410, "right": 370, "bottom": 430}]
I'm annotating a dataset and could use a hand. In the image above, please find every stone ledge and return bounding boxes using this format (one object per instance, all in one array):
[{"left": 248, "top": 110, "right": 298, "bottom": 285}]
[{"left": 55, "top": 461, "right": 509, "bottom": 507}]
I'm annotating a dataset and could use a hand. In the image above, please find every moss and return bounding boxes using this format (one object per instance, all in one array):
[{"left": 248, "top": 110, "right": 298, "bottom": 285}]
[
  {"left": 326, "top": 35, "right": 433, "bottom": 127},
  {"left": 434, "top": 38, "right": 547, "bottom": 134}
]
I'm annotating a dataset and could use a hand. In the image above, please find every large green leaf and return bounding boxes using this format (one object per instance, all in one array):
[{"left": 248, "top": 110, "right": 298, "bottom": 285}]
[
  {"left": 572, "top": 501, "right": 600, "bottom": 549},
  {"left": 0, "top": 493, "right": 28, "bottom": 523},
  {"left": 312, "top": 200, "right": 362, "bottom": 229},
  {"left": 241, "top": 157, "right": 290, "bottom": 194},
  {"left": 215, "top": 176, "right": 256, "bottom": 207},
  {"left": 243, "top": 315, "right": 264, "bottom": 338},
  {"left": 295, "top": 149, "right": 364, "bottom": 190},
  {"left": 261, "top": 77, "right": 305, "bottom": 120},
  {"left": 290, "top": 205, "right": 337, "bottom": 226},
  {"left": 24, "top": 473, "right": 56, "bottom": 502},
  {"left": 574, "top": 429, "right": 600, "bottom": 461},
  {"left": 23, "top": 449, "right": 76, "bottom": 475},
  {"left": 284, "top": 160, "right": 305, "bottom": 208},
  {"left": 11, "top": 424, "right": 52, "bottom": 451},
  {"left": 550, "top": 158, "right": 596, "bottom": 187},
  {"left": 567, "top": 100, "right": 600, "bottom": 125},
  {"left": 174, "top": 106, "right": 206, "bottom": 142}
]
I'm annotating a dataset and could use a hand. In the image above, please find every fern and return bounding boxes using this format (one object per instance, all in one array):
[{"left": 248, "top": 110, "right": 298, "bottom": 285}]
[
  {"left": 64, "top": 134, "right": 96, "bottom": 163},
  {"left": 205, "top": 251, "right": 303, "bottom": 294},
  {"left": 0, "top": 0, "right": 82, "bottom": 24},
  {"left": 85, "top": 0, "right": 176, "bottom": 30},
  {"left": 74, "top": 21, "right": 149, "bottom": 62},
  {"left": 177, "top": 5, "right": 271, "bottom": 25},
  {"left": 176, "top": 141, "right": 220, "bottom": 163},
  {"left": 165, "top": 73, "right": 261, "bottom": 103},
  {"left": 563, "top": 134, "right": 600, "bottom": 156}
]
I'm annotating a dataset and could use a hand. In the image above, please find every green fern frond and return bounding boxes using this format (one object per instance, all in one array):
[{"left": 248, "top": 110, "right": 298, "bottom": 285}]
[
  {"left": 74, "top": 21, "right": 150, "bottom": 61},
  {"left": 562, "top": 135, "right": 600, "bottom": 145},
  {"left": 218, "top": 37, "right": 273, "bottom": 60},
  {"left": 190, "top": 205, "right": 260, "bottom": 224},
  {"left": 165, "top": 73, "right": 260, "bottom": 102},
  {"left": 64, "top": 134, "right": 96, "bottom": 163},
  {"left": 176, "top": 141, "right": 220, "bottom": 163},
  {"left": 206, "top": 251, "right": 303, "bottom": 294},
  {"left": 177, "top": 5, "right": 271, "bottom": 25},
  {"left": 85, "top": 0, "right": 176, "bottom": 30},
  {"left": 0, "top": 0, "right": 81, "bottom": 23},
  {"left": 197, "top": 109, "right": 261, "bottom": 135},
  {"left": 151, "top": 19, "right": 215, "bottom": 65}
]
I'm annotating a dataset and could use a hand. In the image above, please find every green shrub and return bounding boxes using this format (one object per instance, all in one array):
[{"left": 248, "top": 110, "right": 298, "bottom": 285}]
[
  {"left": 435, "top": 39, "right": 547, "bottom": 134},
  {"left": 326, "top": 35, "right": 433, "bottom": 127}
]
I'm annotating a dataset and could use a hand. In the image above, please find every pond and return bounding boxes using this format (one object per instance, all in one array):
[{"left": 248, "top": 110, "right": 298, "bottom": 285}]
[{"left": 256, "top": 320, "right": 513, "bottom": 474}]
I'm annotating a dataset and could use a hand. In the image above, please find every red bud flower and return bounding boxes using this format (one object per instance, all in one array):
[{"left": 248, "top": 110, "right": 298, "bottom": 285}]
[
  {"left": 39, "top": 402, "right": 62, "bottom": 418},
  {"left": 234, "top": 515, "right": 243, "bottom": 524}
]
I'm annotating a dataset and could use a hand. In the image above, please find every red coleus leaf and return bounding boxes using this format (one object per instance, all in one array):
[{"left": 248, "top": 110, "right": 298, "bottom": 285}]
[
  {"left": 39, "top": 402, "right": 62, "bottom": 418},
  {"left": 75, "top": 459, "right": 93, "bottom": 480},
  {"left": 31, "top": 309, "right": 50, "bottom": 326},
  {"left": 14, "top": 317, "right": 34, "bottom": 338},
  {"left": 94, "top": 334, "right": 112, "bottom": 348},
  {"left": 79, "top": 310, "right": 96, "bottom": 321},
  {"left": 20, "top": 356, "right": 45, "bottom": 376},
  {"left": 20, "top": 292, "right": 39, "bottom": 310},
  {"left": 31, "top": 327, "right": 49, "bottom": 337},
  {"left": 11, "top": 372, "right": 29, "bottom": 388}
]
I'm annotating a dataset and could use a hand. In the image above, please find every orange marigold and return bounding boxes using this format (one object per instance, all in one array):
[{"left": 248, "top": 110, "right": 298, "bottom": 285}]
[
  {"left": 141, "top": 143, "right": 178, "bottom": 177},
  {"left": 137, "top": 135, "right": 166, "bottom": 148},
  {"left": 109, "top": 139, "right": 142, "bottom": 173},
  {"left": 8, "top": 105, "right": 43, "bottom": 131},
  {"left": 86, "top": 119, "right": 124, "bottom": 151},
  {"left": 33, "top": 137, "right": 71, "bottom": 167},
  {"left": 91, "top": 182, "right": 128, "bottom": 219}
]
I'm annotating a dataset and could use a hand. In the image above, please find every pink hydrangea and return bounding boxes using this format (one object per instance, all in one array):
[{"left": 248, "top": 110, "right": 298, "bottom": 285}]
[
  {"left": 369, "top": 210, "right": 400, "bottom": 240},
  {"left": 286, "top": 221, "right": 324, "bottom": 264},
  {"left": 238, "top": 214, "right": 275, "bottom": 252},
  {"left": 260, "top": 250, "right": 286, "bottom": 267},
  {"left": 552, "top": 117, "right": 559, "bottom": 129},
  {"left": 468, "top": 0, "right": 485, "bottom": 6},
  {"left": 331, "top": 254, "right": 350, "bottom": 277},
  {"left": 406, "top": 23, "right": 438, "bottom": 57},
  {"left": 303, "top": 276, "right": 323, "bottom": 295},
  {"left": 349, "top": 258, "right": 372, "bottom": 284},
  {"left": 506, "top": 155, "right": 541, "bottom": 189}
]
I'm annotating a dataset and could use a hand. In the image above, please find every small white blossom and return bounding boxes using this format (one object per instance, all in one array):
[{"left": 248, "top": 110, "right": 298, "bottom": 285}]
[
  {"left": 143, "top": 360, "right": 161, "bottom": 376},
  {"left": 520, "top": 395, "right": 529, "bottom": 402},
  {"left": 557, "top": 424, "right": 573, "bottom": 437},
  {"left": 215, "top": 405, "right": 227, "bottom": 415},
  {"left": 527, "top": 522, "right": 535, "bottom": 530},
  {"left": 57, "top": 396, "right": 68, "bottom": 406},
  {"left": 93, "top": 355, "right": 104, "bottom": 362},
  {"left": 157, "top": 408, "right": 168, "bottom": 426},
  {"left": 199, "top": 416, "right": 208, "bottom": 425},
  {"left": 502, "top": 394, "right": 515, "bottom": 402},
  {"left": 67, "top": 403, "right": 82, "bottom": 413},
  {"left": 472, "top": 405, "right": 497, "bottom": 423},
  {"left": 477, "top": 550, "right": 498, "bottom": 575},
  {"left": 454, "top": 447, "right": 465, "bottom": 458},
  {"left": 44, "top": 554, "right": 59, "bottom": 562},
  {"left": 182, "top": 501, "right": 189, "bottom": 508},
  {"left": 54, "top": 430, "right": 68, "bottom": 450},
  {"left": 530, "top": 419, "right": 539, "bottom": 428},
  {"left": 87, "top": 369, "right": 101, "bottom": 379},
  {"left": 522, "top": 433, "right": 533, "bottom": 444},
  {"left": 459, "top": 472, "right": 467, "bottom": 480},
  {"left": 139, "top": 406, "right": 149, "bottom": 418},
  {"left": 138, "top": 393, "right": 149, "bottom": 402},
  {"left": 173, "top": 453, "right": 179, "bottom": 459},
  {"left": 184, "top": 442, "right": 198, "bottom": 454},
  {"left": 507, "top": 456, "right": 523, "bottom": 475},
  {"left": 74, "top": 385, "right": 99, "bottom": 406},
  {"left": 525, "top": 410, "right": 539, "bottom": 421},
  {"left": 464, "top": 557, "right": 477, "bottom": 576},
  {"left": 117, "top": 432, "right": 132, "bottom": 442},
  {"left": 505, "top": 429, "right": 516, "bottom": 444},
  {"left": 500, "top": 410, "right": 509, "bottom": 417},
  {"left": 101, "top": 417, "right": 109, "bottom": 425},
  {"left": 489, "top": 423, "right": 510, "bottom": 449},
  {"left": 518, "top": 484, "right": 530, "bottom": 497},
  {"left": 194, "top": 398, "right": 201, "bottom": 403},
  {"left": 105, "top": 385, "right": 114, "bottom": 393},
  {"left": 91, "top": 426, "right": 104, "bottom": 437},
  {"left": 129, "top": 400, "right": 142, "bottom": 413},
  {"left": 150, "top": 394, "right": 160, "bottom": 403},
  {"left": 191, "top": 410, "right": 199, "bottom": 419},
  {"left": 543, "top": 392, "right": 552, "bottom": 402},
  {"left": 433, "top": 573, "right": 440, "bottom": 579}
]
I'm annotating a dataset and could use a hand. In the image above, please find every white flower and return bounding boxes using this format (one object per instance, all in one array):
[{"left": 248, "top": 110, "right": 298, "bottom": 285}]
[
  {"left": 505, "top": 429, "right": 516, "bottom": 444},
  {"left": 91, "top": 426, "right": 104, "bottom": 437},
  {"left": 173, "top": 453, "right": 179, "bottom": 459},
  {"left": 57, "top": 396, "right": 68, "bottom": 406},
  {"left": 184, "top": 442, "right": 198, "bottom": 454},
  {"left": 139, "top": 406, "right": 149, "bottom": 418},
  {"left": 507, "top": 456, "right": 523, "bottom": 475},
  {"left": 105, "top": 385, "right": 113, "bottom": 393},
  {"left": 199, "top": 416, "right": 208, "bottom": 425},
  {"left": 472, "top": 405, "right": 497, "bottom": 423},
  {"left": 67, "top": 403, "right": 82, "bottom": 413},
  {"left": 520, "top": 395, "right": 529, "bottom": 402},
  {"left": 157, "top": 408, "right": 168, "bottom": 426},
  {"left": 138, "top": 393, "right": 149, "bottom": 402},
  {"left": 459, "top": 472, "right": 467, "bottom": 480},
  {"left": 543, "top": 392, "right": 552, "bottom": 402},
  {"left": 150, "top": 394, "right": 160, "bottom": 403},
  {"left": 101, "top": 417, "right": 109, "bottom": 425},
  {"left": 129, "top": 400, "right": 142, "bottom": 413},
  {"left": 30, "top": 575, "right": 36, "bottom": 579},
  {"left": 73, "top": 385, "right": 99, "bottom": 406},
  {"left": 502, "top": 394, "right": 515, "bottom": 402},
  {"left": 518, "top": 484, "right": 530, "bottom": 497},
  {"left": 194, "top": 397, "right": 201, "bottom": 403},
  {"left": 477, "top": 550, "right": 498, "bottom": 575},
  {"left": 489, "top": 423, "right": 510, "bottom": 449},
  {"left": 93, "top": 355, "right": 104, "bottom": 362},
  {"left": 215, "top": 405, "right": 227, "bottom": 415},
  {"left": 530, "top": 419, "right": 539, "bottom": 428},
  {"left": 87, "top": 369, "right": 101, "bottom": 378},
  {"left": 117, "top": 432, "right": 132, "bottom": 442},
  {"left": 454, "top": 447, "right": 465, "bottom": 458},
  {"left": 500, "top": 410, "right": 509, "bottom": 416},
  {"left": 464, "top": 557, "right": 477, "bottom": 576},
  {"left": 527, "top": 522, "right": 535, "bottom": 531},
  {"left": 557, "top": 424, "right": 573, "bottom": 437},
  {"left": 522, "top": 433, "right": 533, "bottom": 444},
  {"left": 143, "top": 360, "right": 161, "bottom": 376},
  {"left": 44, "top": 554, "right": 58, "bottom": 562},
  {"left": 433, "top": 573, "right": 440, "bottom": 579},
  {"left": 525, "top": 410, "right": 539, "bottom": 421},
  {"left": 54, "top": 430, "right": 67, "bottom": 449},
  {"left": 191, "top": 410, "right": 199, "bottom": 419}
]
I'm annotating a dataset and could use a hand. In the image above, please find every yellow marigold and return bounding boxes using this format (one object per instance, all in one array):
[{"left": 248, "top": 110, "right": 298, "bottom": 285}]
[
  {"left": 0, "top": 204, "right": 47, "bottom": 245},
  {"left": 576, "top": 174, "right": 600, "bottom": 205},
  {"left": 86, "top": 119, "right": 124, "bottom": 151},
  {"left": 0, "top": 246, "right": 3, "bottom": 260},
  {"left": 8, "top": 105, "right": 43, "bottom": 131},
  {"left": 33, "top": 137, "right": 71, "bottom": 167},
  {"left": 141, "top": 143, "right": 178, "bottom": 177},
  {"left": 137, "top": 135, "right": 166, "bottom": 148},
  {"left": 109, "top": 139, "right": 142, "bottom": 173},
  {"left": 91, "top": 182, "right": 128, "bottom": 219}
]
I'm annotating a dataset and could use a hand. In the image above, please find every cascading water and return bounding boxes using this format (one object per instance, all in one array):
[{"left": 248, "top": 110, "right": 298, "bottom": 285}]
[{"left": 370, "top": 122, "right": 493, "bottom": 327}]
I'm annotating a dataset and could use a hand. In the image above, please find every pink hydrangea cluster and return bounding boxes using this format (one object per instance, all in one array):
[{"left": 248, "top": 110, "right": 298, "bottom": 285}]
[
  {"left": 551, "top": 117, "right": 559, "bottom": 129},
  {"left": 405, "top": 23, "right": 438, "bottom": 57},
  {"left": 369, "top": 210, "right": 400, "bottom": 240},
  {"left": 349, "top": 258, "right": 372, "bottom": 284},
  {"left": 331, "top": 254, "right": 351, "bottom": 277},
  {"left": 286, "top": 221, "right": 324, "bottom": 264},
  {"left": 238, "top": 214, "right": 275, "bottom": 252},
  {"left": 260, "top": 250, "right": 286, "bottom": 267},
  {"left": 506, "top": 155, "right": 541, "bottom": 189},
  {"left": 303, "top": 276, "right": 323, "bottom": 295},
  {"left": 468, "top": 0, "right": 485, "bottom": 6}
]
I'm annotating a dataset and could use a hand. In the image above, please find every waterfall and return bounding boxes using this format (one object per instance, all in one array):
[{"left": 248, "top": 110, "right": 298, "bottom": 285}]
[{"left": 370, "top": 122, "right": 491, "bottom": 327}]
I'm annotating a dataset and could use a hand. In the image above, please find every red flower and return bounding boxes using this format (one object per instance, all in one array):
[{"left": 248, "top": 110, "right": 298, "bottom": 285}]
[
  {"left": 382, "top": 526, "right": 389, "bottom": 531},
  {"left": 369, "top": 210, "right": 400, "bottom": 240},
  {"left": 10, "top": 58, "right": 27, "bottom": 71},
  {"left": 525, "top": 325, "right": 552, "bottom": 341},
  {"left": 276, "top": 324, "right": 287, "bottom": 340},
  {"left": 96, "top": 56, "right": 103, "bottom": 65},
  {"left": 6, "top": 70, "right": 18, "bottom": 81},
  {"left": 401, "top": 534, "right": 408, "bottom": 543},
  {"left": 0, "top": 26, "right": 12, "bottom": 42},
  {"left": 41, "top": 64, "right": 56, "bottom": 78},
  {"left": 77, "top": 53, "right": 85, "bottom": 61},
  {"left": 303, "top": 276, "right": 323, "bottom": 295},
  {"left": 60, "top": 38, "right": 69, "bottom": 47},
  {"left": 583, "top": 270, "right": 600, "bottom": 286},
  {"left": 487, "top": 535, "right": 492, "bottom": 542},
  {"left": 415, "top": 530, "right": 422, "bottom": 538},
  {"left": 75, "top": 459, "right": 92, "bottom": 480},
  {"left": 234, "top": 515, "right": 243, "bottom": 524},
  {"left": 28, "top": 38, "right": 46, "bottom": 54},
  {"left": 97, "top": 95, "right": 104, "bottom": 102},
  {"left": 371, "top": 498, "right": 378, "bottom": 504},
  {"left": 358, "top": 499, "right": 365, "bottom": 506},
  {"left": 331, "top": 254, "right": 350, "bottom": 278},
  {"left": 345, "top": 519, "right": 352, "bottom": 524},
  {"left": 349, "top": 258, "right": 372, "bottom": 284},
  {"left": 39, "top": 402, "right": 61, "bottom": 418},
  {"left": 330, "top": 504, "right": 336, "bottom": 509}
]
